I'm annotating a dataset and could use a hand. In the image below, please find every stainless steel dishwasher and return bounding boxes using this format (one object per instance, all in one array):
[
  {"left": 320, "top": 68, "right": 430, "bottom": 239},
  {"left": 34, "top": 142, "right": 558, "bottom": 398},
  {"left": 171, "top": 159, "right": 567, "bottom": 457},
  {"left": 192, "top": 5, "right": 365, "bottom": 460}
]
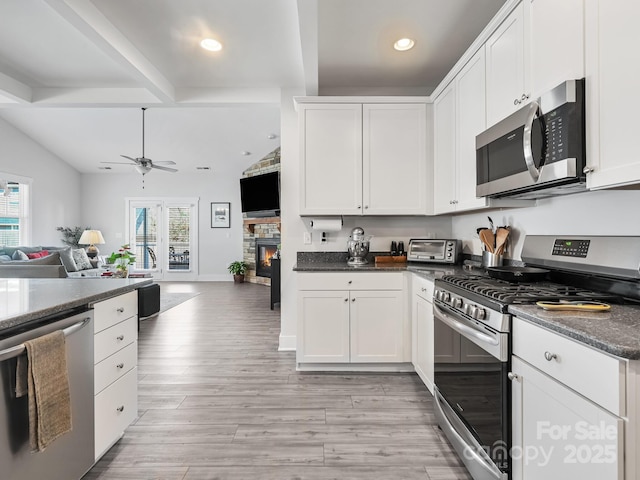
[{"left": 0, "top": 308, "right": 94, "bottom": 480}]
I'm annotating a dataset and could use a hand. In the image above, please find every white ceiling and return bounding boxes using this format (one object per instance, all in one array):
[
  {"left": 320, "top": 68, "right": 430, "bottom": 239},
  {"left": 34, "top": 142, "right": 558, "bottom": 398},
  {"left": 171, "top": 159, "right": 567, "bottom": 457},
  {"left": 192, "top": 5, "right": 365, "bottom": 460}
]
[{"left": 0, "top": 0, "right": 505, "bottom": 174}]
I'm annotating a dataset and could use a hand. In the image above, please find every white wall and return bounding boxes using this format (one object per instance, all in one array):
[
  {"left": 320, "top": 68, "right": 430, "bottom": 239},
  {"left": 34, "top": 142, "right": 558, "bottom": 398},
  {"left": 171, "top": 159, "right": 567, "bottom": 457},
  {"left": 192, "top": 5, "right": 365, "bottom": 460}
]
[
  {"left": 81, "top": 167, "right": 249, "bottom": 279},
  {"left": 0, "top": 117, "right": 82, "bottom": 245},
  {"left": 452, "top": 189, "right": 640, "bottom": 260}
]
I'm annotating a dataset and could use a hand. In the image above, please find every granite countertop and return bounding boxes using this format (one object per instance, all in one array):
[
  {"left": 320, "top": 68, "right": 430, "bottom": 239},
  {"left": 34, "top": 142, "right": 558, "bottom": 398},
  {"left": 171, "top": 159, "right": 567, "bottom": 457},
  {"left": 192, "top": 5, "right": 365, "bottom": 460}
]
[
  {"left": 509, "top": 304, "right": 640, "bottom": 360},
  {"left": 0, "top": 278, "right": 152, "bottom": 332}
]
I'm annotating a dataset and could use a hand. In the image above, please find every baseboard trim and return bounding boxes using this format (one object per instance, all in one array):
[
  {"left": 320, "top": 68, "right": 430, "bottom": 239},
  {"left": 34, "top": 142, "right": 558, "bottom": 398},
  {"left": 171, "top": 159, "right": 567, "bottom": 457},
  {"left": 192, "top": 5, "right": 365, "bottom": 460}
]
[
  {"left": 296, "top": 362, "right": 415, "bottom": 373},
  {"left": 278, "top": 334, "right": 296, "bottom": 351}
]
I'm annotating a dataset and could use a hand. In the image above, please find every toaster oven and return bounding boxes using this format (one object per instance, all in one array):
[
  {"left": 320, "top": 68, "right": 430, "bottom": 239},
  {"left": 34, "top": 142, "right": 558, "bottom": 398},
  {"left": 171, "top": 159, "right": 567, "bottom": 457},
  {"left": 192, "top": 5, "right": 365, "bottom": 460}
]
[{"left": 407, "top": 239, "right": 461, "bottom": 264}]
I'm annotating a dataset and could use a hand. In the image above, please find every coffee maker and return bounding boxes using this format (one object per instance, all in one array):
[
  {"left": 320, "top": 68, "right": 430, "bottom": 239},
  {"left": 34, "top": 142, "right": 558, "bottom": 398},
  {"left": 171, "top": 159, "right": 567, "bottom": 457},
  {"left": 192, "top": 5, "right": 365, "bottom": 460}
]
[{"left": 347, "top": 227, "right": 371, "bottom": 265}]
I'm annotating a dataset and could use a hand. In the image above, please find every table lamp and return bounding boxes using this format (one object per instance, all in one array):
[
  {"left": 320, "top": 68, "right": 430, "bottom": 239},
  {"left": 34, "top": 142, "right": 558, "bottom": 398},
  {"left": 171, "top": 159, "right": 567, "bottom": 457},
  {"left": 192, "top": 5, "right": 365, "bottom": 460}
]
[{"left": 79, "top": 229, "right": 105, "bottom": 258}]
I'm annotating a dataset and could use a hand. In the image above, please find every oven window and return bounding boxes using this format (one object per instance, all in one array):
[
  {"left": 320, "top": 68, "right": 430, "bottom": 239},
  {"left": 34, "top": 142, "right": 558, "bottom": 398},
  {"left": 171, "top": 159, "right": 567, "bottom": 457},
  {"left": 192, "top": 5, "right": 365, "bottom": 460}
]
[
  {"left": 411, "top": 241, "right": 444, "bottom": 255},
  {"left": 434, "top": 321, "right": 509, "bottom": 471}
]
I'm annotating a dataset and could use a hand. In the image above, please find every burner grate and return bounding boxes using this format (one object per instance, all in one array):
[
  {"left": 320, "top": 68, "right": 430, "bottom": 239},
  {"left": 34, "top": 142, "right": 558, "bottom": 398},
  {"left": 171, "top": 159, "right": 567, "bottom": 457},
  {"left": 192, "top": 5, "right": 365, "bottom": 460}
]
[{"left": 440, "top": 274, "right": 621, "bottom": 305}]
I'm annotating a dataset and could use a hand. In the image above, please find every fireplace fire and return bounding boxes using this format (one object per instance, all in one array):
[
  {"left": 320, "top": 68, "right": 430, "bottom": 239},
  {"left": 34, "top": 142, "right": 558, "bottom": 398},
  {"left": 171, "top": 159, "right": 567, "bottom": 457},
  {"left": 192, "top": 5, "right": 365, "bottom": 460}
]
[{"left": 255, "top": 238, "right": 279, "bottom": 278}]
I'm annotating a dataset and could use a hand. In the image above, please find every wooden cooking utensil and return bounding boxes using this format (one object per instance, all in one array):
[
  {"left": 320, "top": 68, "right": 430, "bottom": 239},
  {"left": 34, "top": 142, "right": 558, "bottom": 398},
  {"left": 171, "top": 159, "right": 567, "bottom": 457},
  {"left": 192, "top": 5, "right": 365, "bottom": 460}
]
[
  {"left": 479, "top": 228, "right": 495, "bottom": 253},
  {"left": 494, "top": 227, "right": 510, "bottom": 256}
]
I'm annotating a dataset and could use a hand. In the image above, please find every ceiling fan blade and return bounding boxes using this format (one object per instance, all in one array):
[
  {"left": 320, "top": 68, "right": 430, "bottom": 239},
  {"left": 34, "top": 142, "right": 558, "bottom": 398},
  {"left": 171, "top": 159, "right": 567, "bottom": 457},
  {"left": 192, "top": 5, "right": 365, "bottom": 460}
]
[
  {"left": 151, "top": 164, "right": 178, "bottom": 173},
  {"left": 152, "top": 161, "right": 176, "bottom": 165},
  {"left": 120, "top": 155, "right": 141, "bottom": 163},
  {"left": 101, "top": 161, "right": 136, "bottom": 165}
]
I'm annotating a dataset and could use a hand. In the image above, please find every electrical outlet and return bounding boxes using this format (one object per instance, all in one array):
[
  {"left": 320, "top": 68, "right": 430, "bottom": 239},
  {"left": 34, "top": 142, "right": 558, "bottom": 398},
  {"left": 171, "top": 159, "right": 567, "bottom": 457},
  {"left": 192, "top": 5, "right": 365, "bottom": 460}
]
[{"left": 303, "top": 232, "right": 312, "bottom": 244}]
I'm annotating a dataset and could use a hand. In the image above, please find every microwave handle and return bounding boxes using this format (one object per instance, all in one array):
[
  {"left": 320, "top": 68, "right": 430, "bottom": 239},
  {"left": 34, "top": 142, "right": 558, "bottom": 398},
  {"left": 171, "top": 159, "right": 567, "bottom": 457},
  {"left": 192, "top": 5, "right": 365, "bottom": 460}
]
[{"left": 523, "top": 100, "right": 542, "bottom": 182}]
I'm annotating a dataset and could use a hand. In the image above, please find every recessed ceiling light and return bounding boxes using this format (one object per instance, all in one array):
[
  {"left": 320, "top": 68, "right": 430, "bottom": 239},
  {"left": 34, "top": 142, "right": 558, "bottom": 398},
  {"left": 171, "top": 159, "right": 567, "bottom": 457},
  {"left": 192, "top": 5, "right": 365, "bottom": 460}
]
[
  {"left": 267, "top": 133, "right": 278, "bottom": 140},
  {"left": 98, "top": 166, "right": 112, "bottom": 170},
  {"left": 241, "top": 151, "right": 252, "bottom": 156},
  {"left": 200, "top": 38, "right": 222, "bottom": 52},
  {"left": 196, "top": 166, "right": 211, "bottom": 170},
  {"left": 394, "top": 38, "right": 415, "bottom": 51}
]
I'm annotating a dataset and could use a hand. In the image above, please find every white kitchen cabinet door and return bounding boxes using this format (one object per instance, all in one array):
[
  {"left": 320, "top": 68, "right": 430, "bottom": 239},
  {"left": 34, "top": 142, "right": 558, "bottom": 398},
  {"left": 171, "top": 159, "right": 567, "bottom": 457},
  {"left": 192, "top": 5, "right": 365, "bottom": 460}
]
[
  {"left": 528, "top": 0, "right": 584, "bottom": 98},
  {"left": 584, "top": 0, "right": 640, "bottom": 190},
  {"left": 297, "top": 290, "right": 350, "bottom": 363},
  {"left": 299, "top": 104, "right": 363, "bottom": 215},
  {"left": 486, "top": 2, "right": 529, "bottom": 127},
  {"left": 350, "top": 290, "right": 405, "bottom": 363},
  {"left": 433, "top": 82, "right": 457, "bottom": 214},
  {"left": 412, "top": 293, "right": 434, "bottom": 393},
  {"left": 362, "top": 104, "right": 428, "bottom": 215},
  {"left": 511, "top": 357, "right": 623, "bottom": 480},
  {"left": 455, "top": 47, "right": 488, "bottom": 213}
]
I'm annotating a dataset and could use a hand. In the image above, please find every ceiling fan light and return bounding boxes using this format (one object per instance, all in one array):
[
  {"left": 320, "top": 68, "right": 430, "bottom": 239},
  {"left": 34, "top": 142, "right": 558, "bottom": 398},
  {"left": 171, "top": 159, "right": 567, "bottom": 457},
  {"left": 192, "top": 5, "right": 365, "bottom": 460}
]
[{"left": 135, "top": 164, "right": 152, "bottom": 175}]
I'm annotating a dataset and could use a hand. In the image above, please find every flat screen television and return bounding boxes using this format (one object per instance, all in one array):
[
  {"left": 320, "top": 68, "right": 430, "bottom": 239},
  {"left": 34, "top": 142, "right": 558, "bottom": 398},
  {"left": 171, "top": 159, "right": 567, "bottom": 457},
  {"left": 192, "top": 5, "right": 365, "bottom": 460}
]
[{"left": 240, "top": 171, "right": 280, "bottom": 217}]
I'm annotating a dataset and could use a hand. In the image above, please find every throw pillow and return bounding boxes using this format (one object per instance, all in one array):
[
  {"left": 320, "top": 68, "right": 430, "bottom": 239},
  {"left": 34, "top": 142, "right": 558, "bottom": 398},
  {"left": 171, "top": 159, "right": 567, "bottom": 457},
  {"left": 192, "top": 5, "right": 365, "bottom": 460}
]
[
  {"left": 27, "top": 251, "right": 61, "bottom": 265},
  {"left": 59, "top": 247, "right": 78, "bottom": 272},
  {"left": 0, "top": 254, "right": 11, "bottom": 262},
  {"left": 12, "top": 250, "right": 28, "bottom": 261},
  {"left": 26, "top": 250, "right": 49, "bottom": 259},
  {"left": 72, "top": 248, "right": 93, "bottom": 271}
]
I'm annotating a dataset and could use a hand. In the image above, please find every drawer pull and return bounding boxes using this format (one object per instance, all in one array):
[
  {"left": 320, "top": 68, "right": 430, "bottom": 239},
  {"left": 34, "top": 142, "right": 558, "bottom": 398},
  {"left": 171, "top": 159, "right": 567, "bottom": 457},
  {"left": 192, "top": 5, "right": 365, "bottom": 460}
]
[
  {"left": 344, "top": 298, "right": 348, "bottom": 302},
  {"left": 116, "top": 335, "right": 125, "bottom": 341},
  {"left": 508, "top": 372, "right": 519, "bottom": 381},
  {"left": 116, "top": 405, "right": 125, "bottom": 413},
  {"left": 352, "top": 298, "right": 356, "bottom": 302},
  {"left": 421, "top": 287, "right": 427, "bottom": 292},
  {"left": 544, "top": 351, "right": 558, "bottom": 362},
  {"left": 116, "top": 363, "right": 124, "bottom": 369},
  {"left": 348, "top": 280, "right": 352, "bottom": 284},
  {"left": 116, "top": 307, "right": 125, "bottom": 313}
]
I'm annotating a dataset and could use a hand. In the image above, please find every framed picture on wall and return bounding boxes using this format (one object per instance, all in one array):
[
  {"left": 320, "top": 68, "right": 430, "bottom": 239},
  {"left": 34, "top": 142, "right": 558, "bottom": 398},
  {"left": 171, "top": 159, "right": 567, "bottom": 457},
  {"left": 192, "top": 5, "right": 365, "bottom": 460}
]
[{"left": 211, "top": 202, "right": 230, "bottom": 228}]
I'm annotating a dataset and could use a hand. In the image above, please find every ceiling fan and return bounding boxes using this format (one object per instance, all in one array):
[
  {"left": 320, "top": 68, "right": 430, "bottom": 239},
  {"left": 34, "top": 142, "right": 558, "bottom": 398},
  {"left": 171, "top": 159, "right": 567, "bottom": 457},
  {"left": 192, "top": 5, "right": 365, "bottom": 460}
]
[{"left": 102, "top": 108, "right": 178, "bottom": 175}]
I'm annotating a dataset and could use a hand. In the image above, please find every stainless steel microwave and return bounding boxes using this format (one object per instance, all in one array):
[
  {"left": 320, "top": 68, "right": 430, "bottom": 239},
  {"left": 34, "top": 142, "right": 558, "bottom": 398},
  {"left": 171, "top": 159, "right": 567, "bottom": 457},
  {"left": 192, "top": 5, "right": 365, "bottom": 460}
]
[
  {"left": 407, "top": 239, "right": 461, "bottom": 264},
  {"left": 476, "top": 79, "right": 586, "bottom": 200}
]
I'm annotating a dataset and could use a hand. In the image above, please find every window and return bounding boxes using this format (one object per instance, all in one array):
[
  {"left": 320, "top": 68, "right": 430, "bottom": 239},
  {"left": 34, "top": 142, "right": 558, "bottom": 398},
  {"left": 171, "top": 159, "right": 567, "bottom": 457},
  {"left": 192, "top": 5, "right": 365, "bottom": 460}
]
[{"left": 0, "top": 178, "right": 30, "bottom": 247}]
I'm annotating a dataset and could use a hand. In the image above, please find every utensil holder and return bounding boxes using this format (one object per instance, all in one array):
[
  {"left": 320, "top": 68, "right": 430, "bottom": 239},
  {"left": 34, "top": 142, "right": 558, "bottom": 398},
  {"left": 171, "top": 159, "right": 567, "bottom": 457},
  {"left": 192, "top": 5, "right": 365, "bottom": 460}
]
[{"left": 482, "top": 251, "right": 504, "bottom": 268}]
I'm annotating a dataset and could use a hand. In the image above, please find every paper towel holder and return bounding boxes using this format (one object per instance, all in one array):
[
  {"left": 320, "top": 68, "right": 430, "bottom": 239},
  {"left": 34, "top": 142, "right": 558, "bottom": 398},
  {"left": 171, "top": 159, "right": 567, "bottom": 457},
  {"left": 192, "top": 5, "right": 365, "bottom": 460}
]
[{"left": 309, "top": 217, "right": 343, "bottom": 243}]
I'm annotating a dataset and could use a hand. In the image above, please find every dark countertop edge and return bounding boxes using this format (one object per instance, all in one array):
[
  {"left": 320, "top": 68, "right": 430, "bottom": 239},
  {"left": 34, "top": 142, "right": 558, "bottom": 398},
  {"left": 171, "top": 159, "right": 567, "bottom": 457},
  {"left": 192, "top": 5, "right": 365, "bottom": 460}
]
[
  {"left": 0, "top": 279, "right": 152, "bottom": 332},
  {"left": 508, "top": 304, "right": 640, "bottom": 360},
  {"left": 294, "top": 263, "right": 467, "bottom": 281}
]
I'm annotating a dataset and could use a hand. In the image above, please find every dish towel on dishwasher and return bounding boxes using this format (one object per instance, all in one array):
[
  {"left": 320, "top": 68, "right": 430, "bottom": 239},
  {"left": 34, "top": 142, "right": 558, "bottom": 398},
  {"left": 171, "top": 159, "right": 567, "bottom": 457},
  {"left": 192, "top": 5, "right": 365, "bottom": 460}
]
[{"left": 15, "top": 330, "right": 72, "bottom": 452}]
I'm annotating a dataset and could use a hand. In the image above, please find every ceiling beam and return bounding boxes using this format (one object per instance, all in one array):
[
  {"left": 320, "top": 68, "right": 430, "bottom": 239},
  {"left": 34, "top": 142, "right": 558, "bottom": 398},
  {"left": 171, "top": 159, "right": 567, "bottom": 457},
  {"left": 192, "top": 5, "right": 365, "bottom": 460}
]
[
  {"left": 43, "top": 0, "right": 176, "bottom": 103},
  {"left": 296, "top": 0, "right": 319, "bottom": 96},
  {"left": 0, "top": 71, "right": 33, "bottom": 104}
]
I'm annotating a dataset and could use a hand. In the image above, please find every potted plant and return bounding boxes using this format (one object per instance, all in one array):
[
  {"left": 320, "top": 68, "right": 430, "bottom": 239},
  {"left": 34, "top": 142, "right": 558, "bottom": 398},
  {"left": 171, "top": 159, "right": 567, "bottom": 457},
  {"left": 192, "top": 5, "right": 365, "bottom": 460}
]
[
  {"left": 107, "top": 244, "right": 136, "bottom": 278},
  {"left": 228, "top": 260, "right": 248, "bottom": 283}
]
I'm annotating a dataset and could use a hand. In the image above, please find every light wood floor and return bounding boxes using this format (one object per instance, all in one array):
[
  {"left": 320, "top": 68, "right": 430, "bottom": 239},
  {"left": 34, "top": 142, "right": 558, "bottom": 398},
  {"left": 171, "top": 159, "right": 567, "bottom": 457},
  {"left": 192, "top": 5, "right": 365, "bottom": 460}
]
[{"left": 85, "top": 282, "right": 471, "bottom": 480}]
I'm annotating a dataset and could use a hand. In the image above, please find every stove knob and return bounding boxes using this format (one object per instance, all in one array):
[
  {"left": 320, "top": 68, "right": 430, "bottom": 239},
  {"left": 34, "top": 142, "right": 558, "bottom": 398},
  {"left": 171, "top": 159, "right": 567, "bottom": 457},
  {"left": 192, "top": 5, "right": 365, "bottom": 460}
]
[
  {"left": 463, "top": 304, "right": 473, "bottom": 316},
  {"left": 434, "top": 289, "right": 441, "bottom": 301},
  {"left": 474, "top": 308, "right": 487, "bottom": 320},
  {"left": 442, "top": 292, "right": 451, "bottom": 303},
  {"left": 468, "top": 305, "right": 478, "bottom": 318},
  {"left": 451, "top": 297, "right": 463, "bottom": 308}
]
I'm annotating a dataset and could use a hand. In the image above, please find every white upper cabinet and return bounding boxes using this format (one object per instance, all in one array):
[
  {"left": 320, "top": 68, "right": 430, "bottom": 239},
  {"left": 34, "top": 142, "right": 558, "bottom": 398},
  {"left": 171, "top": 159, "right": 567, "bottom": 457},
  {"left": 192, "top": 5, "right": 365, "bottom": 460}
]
[
  {"left": 485, "top": 2, "right": 530, "bottom": 127},
  {"left": 299, "top": 101, "right": 428, "bottom": 216},
  {"left": 433, "top": 49, "right": 489, "bottom": 214},
  {"left": 363, "top": 104, "right": 428, "bottom": 215},
  {"left": 584, "top": 0, "right": 640, "bottom": 190},
  {"left": 528, "top": 0, "right": 585, "bottom": 98},
  {"left": 299, "top": 104, "right": 363, "bottom": 215}
]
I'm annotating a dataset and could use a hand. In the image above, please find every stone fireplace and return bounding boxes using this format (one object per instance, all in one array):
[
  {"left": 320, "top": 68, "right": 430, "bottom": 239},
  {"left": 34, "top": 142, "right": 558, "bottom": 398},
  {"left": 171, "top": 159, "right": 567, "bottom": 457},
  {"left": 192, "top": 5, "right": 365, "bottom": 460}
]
[{"left": 255, "top": 238, "right": 278, "bottom": 278}]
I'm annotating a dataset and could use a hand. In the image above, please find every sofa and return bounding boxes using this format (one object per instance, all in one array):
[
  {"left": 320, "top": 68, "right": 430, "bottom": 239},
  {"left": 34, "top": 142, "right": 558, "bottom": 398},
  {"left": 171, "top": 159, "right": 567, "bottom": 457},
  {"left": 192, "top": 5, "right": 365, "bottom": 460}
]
[{"left": 0, "top": 245, "right": 103, "bottom": 278}]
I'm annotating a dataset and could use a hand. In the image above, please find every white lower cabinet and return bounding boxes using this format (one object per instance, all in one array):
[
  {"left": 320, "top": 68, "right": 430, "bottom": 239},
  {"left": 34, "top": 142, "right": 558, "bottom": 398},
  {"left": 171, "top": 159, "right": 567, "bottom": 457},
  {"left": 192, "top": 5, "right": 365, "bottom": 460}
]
[
  {"left": 412, "top": 276, "right": 435, "bottom": 393},
  {"left": 297, "top": 272, "right": 407, "bottom": 367},
  {"left": 511, "top": 317, "right": 625, "bottom": 480},
  {"left": 93, "top": 291, "right": 138, "bottom": 460}
]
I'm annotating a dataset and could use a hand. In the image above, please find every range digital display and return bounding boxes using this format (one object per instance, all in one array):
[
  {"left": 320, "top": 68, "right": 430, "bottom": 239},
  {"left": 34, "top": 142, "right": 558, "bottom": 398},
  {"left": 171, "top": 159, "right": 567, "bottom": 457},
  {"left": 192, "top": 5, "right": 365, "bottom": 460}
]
[{"left": 552, "top": 239, "right": 590, "bottom": 258}]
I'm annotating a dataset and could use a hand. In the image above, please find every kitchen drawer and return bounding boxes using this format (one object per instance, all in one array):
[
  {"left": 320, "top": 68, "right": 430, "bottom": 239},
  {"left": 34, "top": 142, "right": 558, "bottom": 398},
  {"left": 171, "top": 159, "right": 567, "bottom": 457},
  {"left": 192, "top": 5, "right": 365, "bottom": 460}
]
[
  {"left": 297, "top": 272, "right": 403, "bottom": 291},
  {"left": 94, "top": 367, "right": 137, "bottom": 460},
  {"left": 413, "top": 275, "right": 434, "bottom": 301},
  {"left": 94, "top": 341, "right": 137, "bottom": 394},
  {"left": 94, "top": 316, "right": 137, "bottom": 364},
  {"left": 93, "top": 291, "right": 138, "bottom": 333},
  {"left": 513, "top": 317, "right": 625, "bottom": 415}
]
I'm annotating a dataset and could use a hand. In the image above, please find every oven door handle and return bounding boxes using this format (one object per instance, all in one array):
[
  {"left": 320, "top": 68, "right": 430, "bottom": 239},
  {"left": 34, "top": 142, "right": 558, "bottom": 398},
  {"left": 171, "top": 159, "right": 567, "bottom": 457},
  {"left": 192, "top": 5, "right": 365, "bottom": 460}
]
[
  {"left": 434, "top": 387, "right": 507, "bottom": 480},
  {"left": 433, "top": 304, "right": 499, "bottom": 347}
]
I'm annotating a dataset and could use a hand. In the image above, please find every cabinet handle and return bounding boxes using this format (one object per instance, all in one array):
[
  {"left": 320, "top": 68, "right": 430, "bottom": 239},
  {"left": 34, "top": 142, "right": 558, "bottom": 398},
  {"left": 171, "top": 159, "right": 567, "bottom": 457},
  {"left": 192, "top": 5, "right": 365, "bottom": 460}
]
[
  {"left": 421, "top": 287, "right": 427, "bottom": 292},
  {"left": 514, "top": 98, "right": 520, "bottom": 106},
  {"left": 344, "top": 298, "right": 349, "bottom": 302},
  {"left": 583, "top": 166, "right": 595, "bottom": 174},
  {"left": 521, "top": 93, "right": 529, "bottom": 102},
  {"left": 348, "top": 280, "right": 352, "bottom": 284},
  {"left": 357, "top": 205, "right": 362, "bottom": 209},
  {"left": 116, "top": 307, "right": 125, "bottom": 313},
  {"left": 116, "top": 335, "right": 125, "bottom": 341},
  {"left": 364, "top": 205, "right": 369, "bottom": 209},
  {"left": 116, "top": 363, "right": 124, "bottom": 369},
  {"left": 544, "top": 351, "right": 558, "bottom": 362},
  {"left": 352, "top": 298, "right": 356, "bottom": 302},
  {"left": 116, "top": 405, "right": 125, "bottom": 413},
  {"left": 508, "top": 372, "right": 519, "bottom": 381}
]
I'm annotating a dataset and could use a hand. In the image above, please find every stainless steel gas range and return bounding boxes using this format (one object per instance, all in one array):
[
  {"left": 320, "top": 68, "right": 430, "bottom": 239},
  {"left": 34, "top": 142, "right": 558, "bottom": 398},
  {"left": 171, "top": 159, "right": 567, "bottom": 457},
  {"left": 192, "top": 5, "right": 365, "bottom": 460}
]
[{"left": 431, "top": 235, "right": 640, "bottom": 480}]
